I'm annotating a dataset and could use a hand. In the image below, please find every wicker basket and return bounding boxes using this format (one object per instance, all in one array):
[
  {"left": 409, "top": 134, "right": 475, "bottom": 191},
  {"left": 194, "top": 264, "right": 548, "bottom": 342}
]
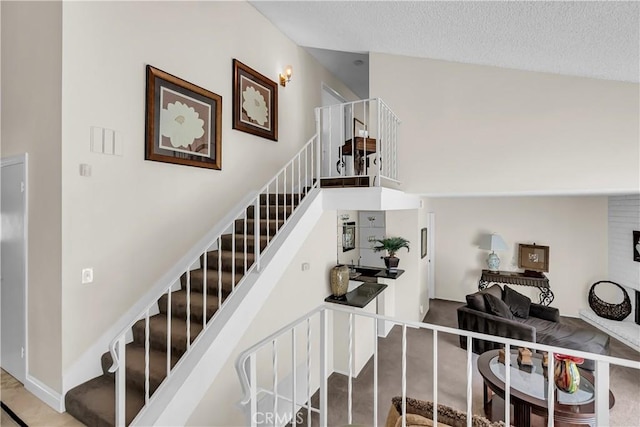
[{"left": 588, "top": 280, "right": 632, "bottom": 321}]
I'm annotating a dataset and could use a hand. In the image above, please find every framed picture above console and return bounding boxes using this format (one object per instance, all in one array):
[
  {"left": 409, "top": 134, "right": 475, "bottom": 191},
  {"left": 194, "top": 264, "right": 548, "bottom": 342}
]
[{"left": 518, "top": 243, "right": 549, "bottom": 273}]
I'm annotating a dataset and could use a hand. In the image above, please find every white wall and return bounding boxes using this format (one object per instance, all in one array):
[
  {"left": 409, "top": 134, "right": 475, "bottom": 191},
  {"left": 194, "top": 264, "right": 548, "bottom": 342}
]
[
  {"left": 425, "top": 196, "right": 608, "bottom": 317},
  {"left": 386, "top": 206, "right": 430, "bottom": 322},
  {"left": 186, "top": 211, "right": 337, "bottom": 426},
  {"left": 1, "top": 1, "right": 63, "bottom": 392},
  {"left": 59, "top": 1, "right": 356, "bottom": 373},
  {"left": 370, "top": 53, "right": 640, "bottom": 196},
  {"left": 608, "top": 195, "right": 640, "bottom": 312}
]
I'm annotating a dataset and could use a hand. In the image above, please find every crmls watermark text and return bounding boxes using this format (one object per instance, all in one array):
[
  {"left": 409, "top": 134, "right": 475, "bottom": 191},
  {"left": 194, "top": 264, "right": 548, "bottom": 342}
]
[{"left": 252, "top": 411, "right": 305, "bottom": 424}]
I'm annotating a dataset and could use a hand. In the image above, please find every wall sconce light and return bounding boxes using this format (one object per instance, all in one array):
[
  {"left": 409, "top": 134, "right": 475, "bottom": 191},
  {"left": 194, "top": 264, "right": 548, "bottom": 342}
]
[
  {"left": 340, "top": 214, "right": 350, "bottom": 221},
  {"left": 279, "top": 65, "right": 293, "bottom": 87}
]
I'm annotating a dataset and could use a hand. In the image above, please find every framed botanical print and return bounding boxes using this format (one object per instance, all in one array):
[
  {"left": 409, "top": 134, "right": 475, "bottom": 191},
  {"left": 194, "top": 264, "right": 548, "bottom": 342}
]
[
  {"left": 145, "top": 65, "right": 222, "bottom": 169},
  {"left": 232, "top": 59, "right": 278, "bottom": 141}
]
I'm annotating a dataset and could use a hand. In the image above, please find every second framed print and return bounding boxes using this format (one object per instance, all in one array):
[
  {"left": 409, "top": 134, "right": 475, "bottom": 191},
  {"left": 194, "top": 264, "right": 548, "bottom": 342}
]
[{"left": 233, "top": 59, "right": 278, "bottom": 141}]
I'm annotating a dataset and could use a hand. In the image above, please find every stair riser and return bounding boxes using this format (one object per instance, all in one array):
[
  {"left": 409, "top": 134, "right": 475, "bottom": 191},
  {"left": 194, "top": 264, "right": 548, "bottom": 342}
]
[
  {"left": 181, "top": 270, "right": 241, "bottom": 294},
  {"left": 259, "top": 193, "right": 305, "bottom": 205},
  {"left": 246, "top": 204, "right": 294, "bottom": 220},
  {"left": 157, "top": 293, "right": 219, "bottom": 324},
  {"left": 219, "top": 234, "right": 269, "bottom": 252},
  {"left": 203, "top": 250, "right": 255, "bottom": 273},
  {"left": 234, "top": 218, "right": 284, "bottom": 236},
  {"left": 132, "top": 320, "right": 197, "bottom": 359},
  {"left": 100, "top": 351, "right": 177, "bottom": 397}
]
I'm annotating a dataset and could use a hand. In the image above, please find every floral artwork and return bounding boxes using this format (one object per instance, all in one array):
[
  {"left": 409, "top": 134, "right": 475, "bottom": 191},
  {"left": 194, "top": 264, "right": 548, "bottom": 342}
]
[
  {"left": 233, "top": 59, "right": 278, "bottom": 141},
  {"left": 145, "top": 65, "right": 222, "bottom": 169},
  {"left": 241, "top": 84, "right": 268, "bottom": 128}
]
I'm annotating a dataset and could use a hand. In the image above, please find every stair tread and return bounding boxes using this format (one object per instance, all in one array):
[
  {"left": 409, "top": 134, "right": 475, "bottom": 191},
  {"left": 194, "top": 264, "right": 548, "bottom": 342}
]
[
  {"left": 101, "top": 344, "right": 179, "bottom": 387},
  {"left": 65, "top": 374, "right": 144, "bottom": 427}
]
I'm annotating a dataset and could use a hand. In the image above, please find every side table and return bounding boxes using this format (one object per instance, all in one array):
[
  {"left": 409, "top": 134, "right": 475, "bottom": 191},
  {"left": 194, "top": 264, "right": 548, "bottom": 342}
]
[{"left": 479, "top": 270, "right": 554, "bottom": 306}]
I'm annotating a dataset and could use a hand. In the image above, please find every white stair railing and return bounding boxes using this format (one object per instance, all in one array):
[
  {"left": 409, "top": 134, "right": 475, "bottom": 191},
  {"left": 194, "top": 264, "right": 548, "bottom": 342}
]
[
  {"left": 237, "top": 303, "right": 640, "bottom": 427},
  {"left": 316, "top": 98, "right": 400, "bottom": 186},
  {"left": 107, "top": 135, "right": 320, "bottom": 426}
]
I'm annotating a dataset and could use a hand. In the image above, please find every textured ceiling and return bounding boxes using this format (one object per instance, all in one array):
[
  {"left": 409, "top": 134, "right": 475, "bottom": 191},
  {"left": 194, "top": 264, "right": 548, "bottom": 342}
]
[
  {"left": 305, "top": 47, "right": 369, "bottom": 98},
  {"left": 251, "top": 1, "right": 639, "bottom": 84}
]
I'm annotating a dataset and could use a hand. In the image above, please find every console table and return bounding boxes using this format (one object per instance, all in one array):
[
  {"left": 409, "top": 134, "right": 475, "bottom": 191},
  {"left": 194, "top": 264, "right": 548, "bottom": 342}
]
[{"left": 479, "top": 270, "right": 554, "bottom": 306}]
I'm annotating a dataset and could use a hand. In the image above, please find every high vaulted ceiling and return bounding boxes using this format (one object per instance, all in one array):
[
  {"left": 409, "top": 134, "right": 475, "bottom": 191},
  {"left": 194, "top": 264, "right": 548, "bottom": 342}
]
[{"left": 251, "top": 1, "right": 639, "bottom": 92}]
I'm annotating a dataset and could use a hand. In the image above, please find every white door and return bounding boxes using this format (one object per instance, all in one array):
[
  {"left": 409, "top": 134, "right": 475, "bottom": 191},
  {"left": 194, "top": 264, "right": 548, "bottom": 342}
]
[
  {"left": 320, "top": 84, "right": 348, "bottom": 178},
  {"left": 426, "top": 212, "right": 436, "bottom": 299},
  {"left": 1, "top": 157, "right": 27, "bottom": 383}
]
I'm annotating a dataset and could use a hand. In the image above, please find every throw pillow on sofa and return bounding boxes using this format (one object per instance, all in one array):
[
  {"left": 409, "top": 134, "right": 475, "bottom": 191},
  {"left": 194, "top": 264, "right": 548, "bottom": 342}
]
[
  {"left": 503, "top": 285, "right": 531, "bottom": 319},
  {"left": 483, "top": 293, "right": 514, "bottom": 320},
  {"left": 466, "top": 284, "right": 503, "bottom": 313}
]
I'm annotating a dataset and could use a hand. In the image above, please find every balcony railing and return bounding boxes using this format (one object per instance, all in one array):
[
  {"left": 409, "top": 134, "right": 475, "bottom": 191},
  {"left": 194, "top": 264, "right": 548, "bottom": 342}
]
[
  {"left": 237, "top": 304, "right": 640, "bottom": 427},
  {"left": 316, "top": 98, "right": 400, "bottom": 186}
]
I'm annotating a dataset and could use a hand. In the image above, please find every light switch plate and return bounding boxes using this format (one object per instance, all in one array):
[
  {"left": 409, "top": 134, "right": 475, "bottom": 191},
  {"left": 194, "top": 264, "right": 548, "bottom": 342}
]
[
  {"left": 90, "top": 127, "right": 103, "bottom": 153},
  {"left": 82, "top": 268, "right": 94, "bottom": 284}
]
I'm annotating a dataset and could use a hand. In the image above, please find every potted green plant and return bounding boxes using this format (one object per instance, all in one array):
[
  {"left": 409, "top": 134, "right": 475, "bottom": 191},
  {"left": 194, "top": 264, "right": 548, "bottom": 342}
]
[{"left": 373, "top": 236, "right": 410, "bottom": 272}]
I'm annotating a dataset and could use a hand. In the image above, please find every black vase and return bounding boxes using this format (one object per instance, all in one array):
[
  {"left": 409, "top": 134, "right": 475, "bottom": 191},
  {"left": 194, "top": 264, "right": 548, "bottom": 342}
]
[{"left": 384, "top": 256, "right": 400, "bottom": 272}]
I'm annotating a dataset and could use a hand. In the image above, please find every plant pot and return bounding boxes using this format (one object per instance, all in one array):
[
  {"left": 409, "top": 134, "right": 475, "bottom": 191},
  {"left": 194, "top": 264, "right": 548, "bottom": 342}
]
[
  {"left": 330, "top": 265, "right": 350, "bottom": 298},
  {"left": 383, "top": 256, "right": 400, "bottom": 272}
]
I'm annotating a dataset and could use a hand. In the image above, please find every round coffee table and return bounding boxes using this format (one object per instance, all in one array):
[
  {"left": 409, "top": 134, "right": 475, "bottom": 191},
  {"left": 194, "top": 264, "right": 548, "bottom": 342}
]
[{"left": 477, "top": 350, "right": 614, "bottom": 427}]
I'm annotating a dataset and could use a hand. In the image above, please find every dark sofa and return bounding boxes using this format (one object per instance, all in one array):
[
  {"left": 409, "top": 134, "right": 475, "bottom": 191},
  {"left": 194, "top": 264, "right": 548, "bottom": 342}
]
[{"left": 457, "top": 284, "right": 610, "bottom": 370}]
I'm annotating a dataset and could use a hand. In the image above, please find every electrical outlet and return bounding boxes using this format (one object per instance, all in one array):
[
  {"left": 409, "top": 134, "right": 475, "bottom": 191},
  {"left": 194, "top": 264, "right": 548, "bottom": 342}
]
[
  {"left": 301, "top": 262, "right": 310, "bottom": 271},
  {"left": 82, "top": 268, "right": 94, "bottom": 284},
  {"left": 419, "top": 304, "right": 424, "bottom": 315}
]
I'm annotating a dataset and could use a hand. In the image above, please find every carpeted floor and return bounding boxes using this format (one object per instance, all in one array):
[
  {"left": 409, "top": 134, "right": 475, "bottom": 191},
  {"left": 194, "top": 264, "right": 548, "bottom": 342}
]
[{"left": 299, "top": 299, "right": 640, "bottom": 426}]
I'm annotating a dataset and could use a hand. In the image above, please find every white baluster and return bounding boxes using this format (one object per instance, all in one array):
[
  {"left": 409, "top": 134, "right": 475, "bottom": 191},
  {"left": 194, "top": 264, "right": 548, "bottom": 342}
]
[
  {"left": 250, "top": 353, "right": 258, "bottom": 427},
  {"left": 401, "top": 324, "right": 407, "bottom": 427},
  {"left": 255, "top": 198, "right": 261, "bottom": 272},
  {"left": 145, "top": 309, "right": 150, "bottom": 403},
  {"left": 186, "top": 269, "right": 191, "bottom": 350},
  {"left": 547, "top": 351, "right": 554, "bottom": 427},
  {"left": 595, "top": 359, "right": 610, "bottom": 426},
  {"left": 319, "top": 310, "right": 328, "bottom": 426},
  {"left": 218, "top": 237, "right": 222, "bottom": 309},
  {"left": 505, "top": 344, "right": 511, "bottom": 427},
  {"left": 231, "top": 220, "right": 236, "bottom": 292},
  {"left": 466, "top": 338, "right": 473, "bottom": 427},
  {"left": 433, "top": 330, "right": 438, "bottom": 425},
  {"left": 115, "top": 335, "right": 126, "bottom": 427},
  {"left": 307, "top": 318, "right": 311, "bottom": 427},
  {"left": 373, "top": 319, "right": 379, "bottom": 427},
  {"left": 166, "top": 289, "right": 172, "bottom": 376},
  {"left": 203, "top": 251, "right": 207, "bottom": 329},
  {"left": 292, "top": 328, "right": 297, "bottom": 427},
  {"left": 244, "top": 211, "right": 247, "bottom": 274},
  {"left": 273, "top": 339, "right": 278, "bottom": 426},
  {"left": 348, "top": 312, "right": 353, "bottom": 424}
]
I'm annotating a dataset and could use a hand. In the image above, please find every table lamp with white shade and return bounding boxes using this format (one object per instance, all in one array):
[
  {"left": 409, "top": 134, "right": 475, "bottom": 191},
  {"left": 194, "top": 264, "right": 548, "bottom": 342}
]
[{"left": 480, "top": 233, "right": 508, "bottom": 271}]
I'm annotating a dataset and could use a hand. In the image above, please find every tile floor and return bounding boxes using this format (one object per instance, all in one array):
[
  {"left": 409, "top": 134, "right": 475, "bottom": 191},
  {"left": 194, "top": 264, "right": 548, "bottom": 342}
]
[{"left": 1, "top": 370, "right": 84, "bottom": 427}]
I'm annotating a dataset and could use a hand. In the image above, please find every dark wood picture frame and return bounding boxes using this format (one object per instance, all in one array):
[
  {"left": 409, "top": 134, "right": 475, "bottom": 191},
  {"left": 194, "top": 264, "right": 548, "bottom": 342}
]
[
  {"left": 421, "top": 228, "right": 428, "bottom": 259},
  {"left": 145, "top": 65, "right": 222, "bottom": 169},
  {"left": 633, "top": 230, "right": 640, "bottom": 262},
  {"left": 342, "top": 222, "right": 356, "bottom": 252},
  {"left": 518, "top": 244, "right": 550, "bottom": 272},
  {"left": 232, "top": 59, "right": 278, "bottom": 141}
]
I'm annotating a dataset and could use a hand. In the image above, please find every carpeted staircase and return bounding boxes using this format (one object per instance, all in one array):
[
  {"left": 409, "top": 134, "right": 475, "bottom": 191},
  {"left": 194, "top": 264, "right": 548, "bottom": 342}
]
[{"left": 65, "top": 192, "right": 304, "bottom": 426}]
